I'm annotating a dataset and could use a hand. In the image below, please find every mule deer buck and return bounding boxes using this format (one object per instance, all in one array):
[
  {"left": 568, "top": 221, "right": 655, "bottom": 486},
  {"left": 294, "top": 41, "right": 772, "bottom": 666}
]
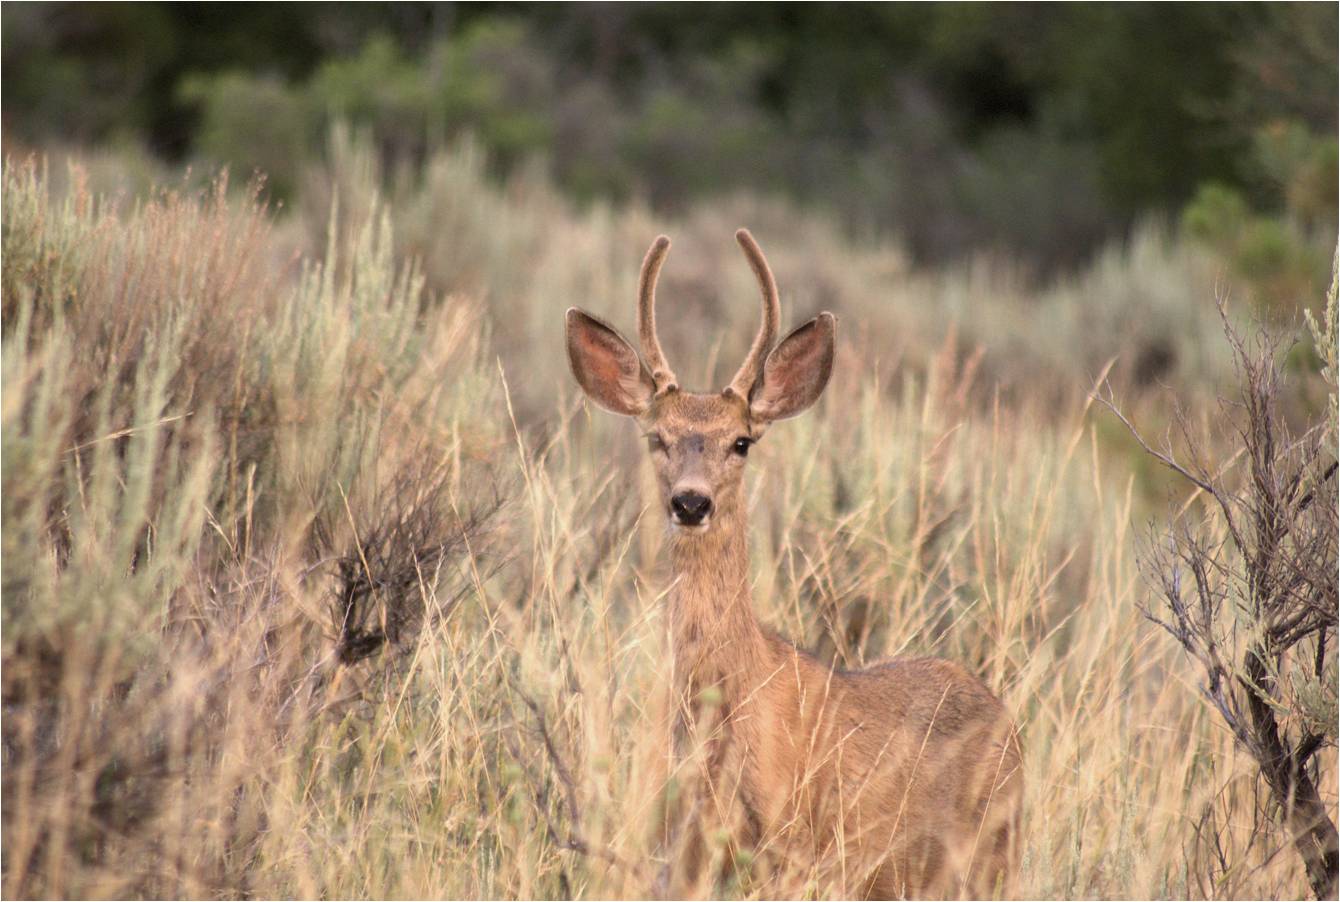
[{"left": 565, "top": 230, "right": 1022, "bottom": 899}]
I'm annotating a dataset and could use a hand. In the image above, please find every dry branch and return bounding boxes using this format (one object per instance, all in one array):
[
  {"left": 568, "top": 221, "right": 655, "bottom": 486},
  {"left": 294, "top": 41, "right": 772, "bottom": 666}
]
[{"left": 1103, "top": 296, "right": 1338, "bottom": 899}]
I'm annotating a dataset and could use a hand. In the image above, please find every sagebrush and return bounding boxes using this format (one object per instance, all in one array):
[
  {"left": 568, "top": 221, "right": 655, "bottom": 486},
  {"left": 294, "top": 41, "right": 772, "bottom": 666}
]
[{"left": 1, "top": 146, "right": 1336, "bottom": 899}]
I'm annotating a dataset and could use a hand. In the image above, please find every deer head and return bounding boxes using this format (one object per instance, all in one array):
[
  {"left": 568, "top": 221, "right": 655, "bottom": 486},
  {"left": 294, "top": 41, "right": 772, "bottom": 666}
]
[{"left": 566, "top": 230, "right": 835, "bottom": 533}]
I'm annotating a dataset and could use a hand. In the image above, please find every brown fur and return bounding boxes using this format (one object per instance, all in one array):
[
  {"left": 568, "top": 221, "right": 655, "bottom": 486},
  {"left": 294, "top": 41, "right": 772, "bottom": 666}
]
[{"left": 566, "top": 233, "right": 1023, "bottom": 900}]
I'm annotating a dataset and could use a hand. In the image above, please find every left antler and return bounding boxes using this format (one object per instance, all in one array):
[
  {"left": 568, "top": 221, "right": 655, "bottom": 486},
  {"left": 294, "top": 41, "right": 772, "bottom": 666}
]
[{"left": 638, "top": 235, "right": 678, "bottom": 396}]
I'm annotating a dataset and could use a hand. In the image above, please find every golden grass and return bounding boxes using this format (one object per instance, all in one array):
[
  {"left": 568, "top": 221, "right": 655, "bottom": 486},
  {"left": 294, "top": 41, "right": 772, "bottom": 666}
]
[{"left": 1, "top": 143, "right": 1334, "bottom": 899}]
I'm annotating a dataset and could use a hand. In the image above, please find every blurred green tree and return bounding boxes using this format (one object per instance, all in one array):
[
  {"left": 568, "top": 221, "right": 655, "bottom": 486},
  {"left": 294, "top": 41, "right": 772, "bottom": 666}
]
[{"left": 3, "top": 2, "right": 1334, "bottom": 274}]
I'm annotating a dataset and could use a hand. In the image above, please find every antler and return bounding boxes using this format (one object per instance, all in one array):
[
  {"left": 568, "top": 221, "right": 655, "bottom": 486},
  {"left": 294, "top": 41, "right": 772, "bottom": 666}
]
[
  {"left": 725, "top": 228, "right": 780, "bottom": 400},
  {"left": 638, "top": 235, "right": 678, "bottom": 395}
]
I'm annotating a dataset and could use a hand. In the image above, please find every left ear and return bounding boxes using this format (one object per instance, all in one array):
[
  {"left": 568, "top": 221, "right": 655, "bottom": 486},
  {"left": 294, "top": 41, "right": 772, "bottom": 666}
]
[
  {"left": 749, "top": 312, "right": 836, "bottom": 422},
  {"left": 565, "top": 307, "right": 657, "bottom": 416}
]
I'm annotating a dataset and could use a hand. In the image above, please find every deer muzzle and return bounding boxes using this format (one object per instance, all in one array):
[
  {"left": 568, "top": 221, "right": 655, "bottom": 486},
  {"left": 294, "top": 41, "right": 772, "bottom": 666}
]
[{"left": 670, "top": 491, "right": 713, "bottom": 528}]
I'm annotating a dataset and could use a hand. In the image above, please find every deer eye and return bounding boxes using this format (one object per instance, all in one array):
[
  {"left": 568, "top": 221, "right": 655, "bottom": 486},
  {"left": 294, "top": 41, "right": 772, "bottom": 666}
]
[
  {"left": 646, "top": 433, "right": 667, "bottom": 453},
  {"left": 732, "top": 437, "right": 753, "bottom": 457}
]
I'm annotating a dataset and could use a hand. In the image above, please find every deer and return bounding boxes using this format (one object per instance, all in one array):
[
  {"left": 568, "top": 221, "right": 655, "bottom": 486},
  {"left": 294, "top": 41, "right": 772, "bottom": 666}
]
[{"left": 564, "top": 230, "right": 1023, "bottom": 899}]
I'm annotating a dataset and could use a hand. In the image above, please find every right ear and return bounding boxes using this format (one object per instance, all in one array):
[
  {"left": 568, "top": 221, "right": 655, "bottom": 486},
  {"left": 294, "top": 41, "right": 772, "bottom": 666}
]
[
  {"left": 566, "top": 308, "right": 656, "bottom": 417},
  {"left": 748, "top": 312, "right": 836, "bottom": 422}
]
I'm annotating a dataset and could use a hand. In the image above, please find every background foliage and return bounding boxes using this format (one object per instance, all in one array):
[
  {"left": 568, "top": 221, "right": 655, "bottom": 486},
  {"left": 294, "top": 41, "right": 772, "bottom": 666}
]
[{"left": 4, "top": 2, "right": 1336, "bottom": 277}]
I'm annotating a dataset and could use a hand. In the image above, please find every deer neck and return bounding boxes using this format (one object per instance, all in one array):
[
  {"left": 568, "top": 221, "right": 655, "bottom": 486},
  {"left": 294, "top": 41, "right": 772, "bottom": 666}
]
[{"left": 666, "top": 504, "right": 769, "bottom": 697}]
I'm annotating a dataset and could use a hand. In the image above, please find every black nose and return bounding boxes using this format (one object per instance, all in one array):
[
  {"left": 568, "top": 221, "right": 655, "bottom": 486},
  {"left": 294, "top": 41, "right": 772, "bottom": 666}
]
[{"left": 671, "top": 492, "right": 713, "bottom": 525}]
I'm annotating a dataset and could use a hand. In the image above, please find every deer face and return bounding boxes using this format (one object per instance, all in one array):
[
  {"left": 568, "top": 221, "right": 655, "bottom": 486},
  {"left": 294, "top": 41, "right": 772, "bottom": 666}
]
[
  {"left": 566, "top": 231, "right": 835, "bottom": 533},
  {"left": 642, "top": 391, "right": 752, "bottom": 530}
]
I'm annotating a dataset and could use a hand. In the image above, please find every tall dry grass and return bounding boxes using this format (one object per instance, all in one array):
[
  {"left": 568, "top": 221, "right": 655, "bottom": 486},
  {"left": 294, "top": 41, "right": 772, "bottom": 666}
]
[{"left": 1, "top": 141, "right": 1334, "bottom": 899}]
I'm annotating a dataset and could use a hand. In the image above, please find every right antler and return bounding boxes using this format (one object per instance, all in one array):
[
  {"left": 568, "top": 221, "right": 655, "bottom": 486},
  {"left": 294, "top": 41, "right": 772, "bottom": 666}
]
[
  {"left": 638, "top": 235, "right": 678, "bottom": 396},
  {"left": 724, "top": 228, "right": 780, "bottom": 401}
]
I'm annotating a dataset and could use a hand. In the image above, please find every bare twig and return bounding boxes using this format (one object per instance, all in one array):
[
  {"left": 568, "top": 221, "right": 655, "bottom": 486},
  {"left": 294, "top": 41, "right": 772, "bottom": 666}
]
[{"left": 1104, "top": 298, "right": 1338, "bottom": 899}]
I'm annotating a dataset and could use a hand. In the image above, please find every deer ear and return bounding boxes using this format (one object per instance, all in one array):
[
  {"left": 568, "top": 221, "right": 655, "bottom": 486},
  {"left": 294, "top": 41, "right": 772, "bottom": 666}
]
[
  {"left": 749, "top": 313, "right": 835, "bottom": 422},
  {"left": 566, "top": 308, "right": 656, "bottom": 417}
]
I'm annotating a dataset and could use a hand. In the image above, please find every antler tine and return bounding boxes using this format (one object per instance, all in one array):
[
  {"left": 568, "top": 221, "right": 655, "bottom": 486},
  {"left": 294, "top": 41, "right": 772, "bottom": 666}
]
[
  {"left": 638, "top": 235, "right": 678, "bottom": 395},
  {"left": 725, "top": 228, "right": 781, "bottom": 400}
]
